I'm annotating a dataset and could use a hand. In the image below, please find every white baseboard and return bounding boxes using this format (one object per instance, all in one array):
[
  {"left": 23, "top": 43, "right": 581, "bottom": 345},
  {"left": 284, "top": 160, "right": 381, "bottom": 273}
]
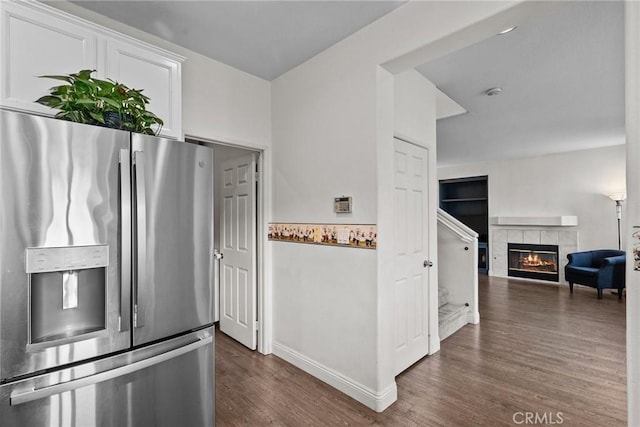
[
  {"left": 272, "top": 341, "right": 397, "bottom": 412},
  {"left": 468, "top": 311, "right": 480, "bottom": 324}
]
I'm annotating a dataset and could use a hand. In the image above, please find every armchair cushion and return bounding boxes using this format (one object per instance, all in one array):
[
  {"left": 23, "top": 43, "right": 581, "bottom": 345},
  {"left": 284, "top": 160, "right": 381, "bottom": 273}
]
[{"left": 566, "top": 266, "right": 599, "bottom": 287}]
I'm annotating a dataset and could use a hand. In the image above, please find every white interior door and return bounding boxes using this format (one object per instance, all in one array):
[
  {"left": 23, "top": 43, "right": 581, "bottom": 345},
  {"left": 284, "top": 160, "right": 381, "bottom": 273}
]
[
  {"left": 393, "top": 138, "right": 431, "bottom": 375},
  {"left": 220, "top": 153, "right": 257, "bottom": 350}
]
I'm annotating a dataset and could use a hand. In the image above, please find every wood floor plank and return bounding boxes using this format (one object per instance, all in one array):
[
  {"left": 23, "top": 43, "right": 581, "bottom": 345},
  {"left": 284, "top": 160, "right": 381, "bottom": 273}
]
[{"left": 216, "top": 276, "right": 626, "bottom": 426}]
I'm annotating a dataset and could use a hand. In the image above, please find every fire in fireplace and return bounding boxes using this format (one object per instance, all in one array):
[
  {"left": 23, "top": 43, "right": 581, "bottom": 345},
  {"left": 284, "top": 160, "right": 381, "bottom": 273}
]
[{"left": 508, "top": 243, "right": 559, "bottom": 282}]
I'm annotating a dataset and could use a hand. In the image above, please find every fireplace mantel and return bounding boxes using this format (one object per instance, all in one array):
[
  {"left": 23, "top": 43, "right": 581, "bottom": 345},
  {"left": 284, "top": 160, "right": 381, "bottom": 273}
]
[
  {"left": 490, "top": 219, "right": 578, "bottom": 282},
  {"left": 490, "top": 216, "right": 578, "bottom": 227}
]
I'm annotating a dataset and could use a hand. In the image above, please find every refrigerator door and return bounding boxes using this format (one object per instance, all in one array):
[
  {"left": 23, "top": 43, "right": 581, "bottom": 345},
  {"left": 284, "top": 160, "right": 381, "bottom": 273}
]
[
  {"left": 0, "top": 110, "right": 131, "bottom": 381},
  {"left": 1, "top": 328, "right": 214, "bottom": 427},
  {"left": 131, "top": 134, "right": 213, "bottom": 345}
]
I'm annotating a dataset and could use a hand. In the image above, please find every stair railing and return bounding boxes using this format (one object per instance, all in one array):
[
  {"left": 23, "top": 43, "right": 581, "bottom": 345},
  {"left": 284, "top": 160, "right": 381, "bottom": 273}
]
[{"left": 437, "top": 208, "right": 480, "bottom": 325}]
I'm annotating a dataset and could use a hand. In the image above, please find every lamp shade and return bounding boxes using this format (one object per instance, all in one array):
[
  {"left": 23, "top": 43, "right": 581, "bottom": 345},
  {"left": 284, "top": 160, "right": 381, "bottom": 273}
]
[{"left": 607, "top": 193, "right": 627, "bottom": 202}]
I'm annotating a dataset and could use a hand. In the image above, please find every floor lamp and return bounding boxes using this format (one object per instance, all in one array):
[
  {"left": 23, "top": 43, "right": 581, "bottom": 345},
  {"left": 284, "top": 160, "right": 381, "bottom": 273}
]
[{"left": 608, "top": 193, "right": 626, "bottom": 250}]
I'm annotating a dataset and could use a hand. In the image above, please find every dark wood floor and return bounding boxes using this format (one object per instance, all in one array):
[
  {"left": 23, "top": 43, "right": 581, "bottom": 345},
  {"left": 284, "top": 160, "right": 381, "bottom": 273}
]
[{"left": 216, "top": 276, "right": 626, "bottom": 426}]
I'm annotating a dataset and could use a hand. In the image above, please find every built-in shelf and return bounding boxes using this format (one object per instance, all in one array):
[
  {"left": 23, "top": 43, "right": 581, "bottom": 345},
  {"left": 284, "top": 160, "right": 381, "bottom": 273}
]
[
  {"left": 441, "top": 197, "right": 487, "bottom": 203},
  {"left": 490, "top": 216, "right": 578, "bottom": 227},
  {"left": 439, "top": 175, "right": 488, "bottom": 248}
]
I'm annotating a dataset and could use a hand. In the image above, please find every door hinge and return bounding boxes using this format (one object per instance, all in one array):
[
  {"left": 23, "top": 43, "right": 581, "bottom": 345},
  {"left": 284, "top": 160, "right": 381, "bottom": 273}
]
[{"left": 255, "top": 320, "right": 259, "bottom": 331}]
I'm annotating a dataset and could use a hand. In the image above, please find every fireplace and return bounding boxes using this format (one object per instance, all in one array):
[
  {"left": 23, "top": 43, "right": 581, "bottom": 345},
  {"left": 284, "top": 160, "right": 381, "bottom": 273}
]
[{"left": 508, "top": 243, "right": 559, "bottom": 282}]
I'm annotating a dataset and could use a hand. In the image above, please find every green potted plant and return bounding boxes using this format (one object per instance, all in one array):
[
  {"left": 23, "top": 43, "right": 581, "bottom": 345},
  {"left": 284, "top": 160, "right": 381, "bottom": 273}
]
[{"left": 35, "top": 69, "right": 163, "bottom": 135}]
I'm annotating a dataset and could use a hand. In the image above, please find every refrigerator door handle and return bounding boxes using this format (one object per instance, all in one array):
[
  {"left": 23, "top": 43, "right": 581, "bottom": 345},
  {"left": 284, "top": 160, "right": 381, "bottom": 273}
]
[
  {"left": 133, "top": 150, "right": 146, "bottom": 328},
  {"left": 9, "top": 336, "right": 213, "bottom": 406},
  {"left": 119, "top": 149, "right": 131, "bottom": 332}
]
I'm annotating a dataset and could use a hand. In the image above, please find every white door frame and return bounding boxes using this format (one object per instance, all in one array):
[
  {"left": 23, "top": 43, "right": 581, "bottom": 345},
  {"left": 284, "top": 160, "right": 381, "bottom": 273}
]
[
  {"left": 393, "top": 134, "right": 439, "bottom": 356},
  {"left": 391, "top": 136, "right": 432, "bottom": 375},
  {"left": 185, "top": 135, "right": 272, "bottom": 355}
]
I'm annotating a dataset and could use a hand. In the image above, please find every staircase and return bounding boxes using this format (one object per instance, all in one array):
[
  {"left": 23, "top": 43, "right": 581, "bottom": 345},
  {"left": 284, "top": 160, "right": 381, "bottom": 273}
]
[
  {"left": 437, "top": 208, "right": 480, "bottom": 343},
  {"left": 438, "top": 286, "right": 469, "bottom": 341}
]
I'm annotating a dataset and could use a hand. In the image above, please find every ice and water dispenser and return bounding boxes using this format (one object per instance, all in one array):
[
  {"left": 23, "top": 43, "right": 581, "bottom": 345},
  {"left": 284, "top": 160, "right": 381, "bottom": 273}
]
[{"left": 25, "top": 245, "right": 109, "bottom": 345}]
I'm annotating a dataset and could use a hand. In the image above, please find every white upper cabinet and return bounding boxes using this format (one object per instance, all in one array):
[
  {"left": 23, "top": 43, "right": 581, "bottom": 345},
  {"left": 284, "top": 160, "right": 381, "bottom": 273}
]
[
  {"left": 0, "top": 1, "right": 184, "bottom": 138},
  {"left": 0, "top": 2, "right": 98, "bottom": 115},
  {"left": 105, "top": 39, "right": 182, "bottom": 139}
]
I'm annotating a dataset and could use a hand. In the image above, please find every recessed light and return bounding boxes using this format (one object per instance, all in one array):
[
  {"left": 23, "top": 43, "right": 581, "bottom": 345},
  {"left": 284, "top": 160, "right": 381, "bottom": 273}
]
[
  {"left": 486, "top": 87, "right": 502, "bottom": 96},
  {"left": 498, "top": 26, "right": 517, "bottom": 35}
]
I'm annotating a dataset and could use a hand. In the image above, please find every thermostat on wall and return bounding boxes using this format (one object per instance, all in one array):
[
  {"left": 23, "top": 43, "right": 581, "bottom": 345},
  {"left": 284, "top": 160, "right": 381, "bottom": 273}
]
[{"left": 334, "top": 196, "right": 352, "bottom": 213}]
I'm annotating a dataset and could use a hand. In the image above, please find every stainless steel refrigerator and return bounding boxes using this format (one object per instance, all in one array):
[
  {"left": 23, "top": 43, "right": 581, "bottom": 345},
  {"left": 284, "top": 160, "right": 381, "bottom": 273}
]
[{"left": 0, "top": 109, "right": 214, "bottom": 426}]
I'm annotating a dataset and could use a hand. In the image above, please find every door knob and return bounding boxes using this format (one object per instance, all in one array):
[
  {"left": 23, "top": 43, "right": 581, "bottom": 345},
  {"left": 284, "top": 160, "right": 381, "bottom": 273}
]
[{"left": 424, "top": 260, "right": 433, "bottom": 268}]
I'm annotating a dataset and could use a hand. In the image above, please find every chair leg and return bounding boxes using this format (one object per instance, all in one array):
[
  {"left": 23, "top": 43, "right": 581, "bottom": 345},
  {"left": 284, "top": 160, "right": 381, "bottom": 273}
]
[
  {"left": 597, "top": 289, "right": 603, "bottom": 299},
  {"left": 619, "top": 288, "right": 624, "bottom": 300},
  {"left": 569, "top": 282, "right": 573, "bottom": 293}
]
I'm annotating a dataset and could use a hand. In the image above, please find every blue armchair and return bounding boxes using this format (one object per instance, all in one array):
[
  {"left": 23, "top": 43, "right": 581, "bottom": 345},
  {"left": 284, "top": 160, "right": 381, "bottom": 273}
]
[{"left": 564, "top": 250, "right": 626, "bottom": 299}]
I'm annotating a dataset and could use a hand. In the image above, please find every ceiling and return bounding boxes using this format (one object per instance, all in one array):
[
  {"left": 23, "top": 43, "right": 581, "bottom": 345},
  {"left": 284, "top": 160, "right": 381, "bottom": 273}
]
[
  {"left": 71, "top": 1, "right": 624, "bottom": 167},
  {"left": 417, "top": 1, "right": 625, "bottom": 167},
  {"left": 71, "top": 0, "right": 405, "bottom": 81}
]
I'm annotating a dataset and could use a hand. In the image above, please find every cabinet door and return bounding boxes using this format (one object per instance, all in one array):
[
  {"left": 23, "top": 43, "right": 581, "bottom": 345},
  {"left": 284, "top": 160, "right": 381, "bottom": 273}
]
[
  {"left": 105, "top": 39, "right": 183, "bottom": 139},
  {"left": 0, "top": 2, "right": 97, "bottom": 114}
]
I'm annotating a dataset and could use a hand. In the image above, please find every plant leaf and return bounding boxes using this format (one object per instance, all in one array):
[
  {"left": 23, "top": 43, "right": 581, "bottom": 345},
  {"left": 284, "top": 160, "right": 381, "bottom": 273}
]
[
  {"left": 34, "top": 95, "right": 62, "bottom": 107},
  {"left": 38, "top": 75, "right": 72, "bottom": 83},
  {"left": 76, "top": 70, "right": 96, "bottom": 80},
  {"left": 97, "top": 97, "right": 121, "bottom": 110},
  {"left": 50, "top": 85, "right": 70, "bottom": 96},
  {"left": 89, "top": 112, "right": 105, "bottom": 124},
  {"left": 76, "top": 98, "right": 97, "bottom": 104}
]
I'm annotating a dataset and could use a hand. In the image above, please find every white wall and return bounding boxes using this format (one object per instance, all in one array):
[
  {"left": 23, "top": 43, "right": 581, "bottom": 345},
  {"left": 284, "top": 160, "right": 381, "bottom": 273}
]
[
  {"left": 393, "top": 69, "right": 440, "bottom": 353},
  {"left": 438, "top": 145, "right": 627, "bottom": 261},
  {"left": 45, "top": 1, "right": 271, "bottom": 148},
  {"left": 271, "top": 1, "right": 516, "bottom": 411},
  {"left": 270, "top": 48, "right": 381, "bottom": 408},
  {"left": 625, "top": 2, "right": 640, "bottom": 425},
  {"left": 394, "top": 70, "right": 437, "bottom": 140}
]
